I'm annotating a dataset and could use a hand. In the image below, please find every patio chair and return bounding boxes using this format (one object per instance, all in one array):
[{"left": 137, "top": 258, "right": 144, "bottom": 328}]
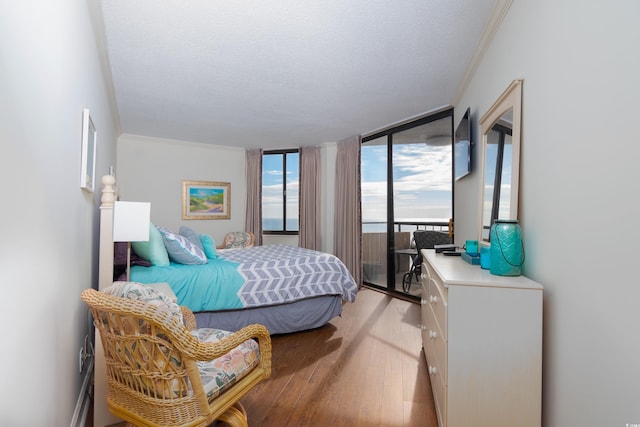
[
  {"left": 402, "top": 230, "right": 452, "bottom": 292},
  {"left": 82, "top": 282, "right": 271, "bottom": 427}
]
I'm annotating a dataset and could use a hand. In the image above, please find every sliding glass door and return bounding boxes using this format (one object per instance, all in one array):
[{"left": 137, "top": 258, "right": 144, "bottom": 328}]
[
  {"left": 361, "top": 109, "right": 454, "bottom": 298},
  {"left": 361, "top": 136, "right": 388, "bottom": 288}
]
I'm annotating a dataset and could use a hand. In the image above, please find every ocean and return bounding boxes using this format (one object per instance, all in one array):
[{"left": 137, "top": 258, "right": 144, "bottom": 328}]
[{"left": 263, "top": 218, "right": 299, "bottom": 232}]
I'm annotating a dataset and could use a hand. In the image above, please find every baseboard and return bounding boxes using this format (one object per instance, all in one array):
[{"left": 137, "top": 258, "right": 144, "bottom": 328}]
[{"left": 70, "top": 358, "right": 94, "bottom": 427}]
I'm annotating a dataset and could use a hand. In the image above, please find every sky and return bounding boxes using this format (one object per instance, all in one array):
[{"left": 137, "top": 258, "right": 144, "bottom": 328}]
[
  {"left": 361, "top": 142, "right": 452, "bottom": 225},
  {"left": 261, "top": 143, "right": 454, "bottom": 228},
  {"left": 262, "top": 152, "right": 299, "bottom": 227}
]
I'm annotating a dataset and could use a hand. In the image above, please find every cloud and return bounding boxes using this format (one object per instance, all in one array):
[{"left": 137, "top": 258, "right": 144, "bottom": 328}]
[
  {"left": 392, "top": 144, "right": 451, "bottom": 191},
  {"left": 361, "top": 143, "right": 453, "bottom": 223}
]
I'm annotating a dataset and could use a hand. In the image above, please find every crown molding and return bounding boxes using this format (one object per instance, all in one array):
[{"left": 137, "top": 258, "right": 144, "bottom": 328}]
[{"left": 452, "top": 0, "right": 513, "bottom": 107}]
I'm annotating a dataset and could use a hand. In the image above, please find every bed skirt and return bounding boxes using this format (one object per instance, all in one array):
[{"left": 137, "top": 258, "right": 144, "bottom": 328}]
[{"left": 194, "top": 295, "right": 343, "bottom": 335}]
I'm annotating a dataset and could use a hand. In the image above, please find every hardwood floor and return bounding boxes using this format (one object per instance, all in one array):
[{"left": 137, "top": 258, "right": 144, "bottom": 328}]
[
  {"left": 241, "top": 287, "right": 438, "bottom": 427},
  {"left": 101, "top": 287, "right": 438, "bottom": 427}
]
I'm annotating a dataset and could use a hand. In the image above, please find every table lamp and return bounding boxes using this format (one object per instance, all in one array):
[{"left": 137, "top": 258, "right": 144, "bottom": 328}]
[{"left": 112, "top": 201, "right": 151, "bottom": 281}]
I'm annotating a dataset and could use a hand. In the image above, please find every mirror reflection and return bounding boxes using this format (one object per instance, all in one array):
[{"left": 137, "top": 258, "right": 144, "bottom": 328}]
[
  {"left": 481, "top": 110, "right": 513, "bottom": 240},
  {"left": 479, "top": 80, "right": 522, "bottom": 243}
]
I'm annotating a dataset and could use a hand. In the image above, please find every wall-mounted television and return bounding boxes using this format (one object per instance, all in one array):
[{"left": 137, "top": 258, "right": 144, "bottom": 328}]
[{"left": 454, "top": 107, "right": 472, "bottom": 181}]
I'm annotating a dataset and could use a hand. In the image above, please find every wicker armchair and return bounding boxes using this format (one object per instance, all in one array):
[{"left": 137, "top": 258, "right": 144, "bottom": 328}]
[
  {"left": 217, "top": 231, "right": 255, "bottom": 249},
  {"left": 82, "top": 284, "right": 271, "bottom": 427}
]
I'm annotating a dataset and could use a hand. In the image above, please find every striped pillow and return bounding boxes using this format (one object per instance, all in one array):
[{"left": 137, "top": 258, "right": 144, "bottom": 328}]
[{"left": 157, "top": 226, "right": 207, "bottom": 265}]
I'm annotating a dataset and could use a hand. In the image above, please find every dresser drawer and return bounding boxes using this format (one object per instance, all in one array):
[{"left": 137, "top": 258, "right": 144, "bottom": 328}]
[
  {"left": 424, "top": 314, "right": 447, "bottom": 427},
  {"left": 426, "top": 275, "right": 448, "bottom": 338},
  {"left": 422, "top": 258, "right": 435, "bottom": 282},
  {"left": 421, "top": 295, "right": 432, "bottom": 352},
  {"left": 430, "top": 365, "right": 447, "bottom": 427},
  {"left": 423, "top": 260, "right": 447, "bottom": 301},
  {"left": 424, "top": 302, "right": 447, "bottom": 384},
  {"left": 425, "top": 321, "right": 447, "bottom": 427}
]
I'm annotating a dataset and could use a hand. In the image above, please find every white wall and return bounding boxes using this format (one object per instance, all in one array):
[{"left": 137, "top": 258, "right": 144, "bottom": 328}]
[
  {"left": 0, "top": 1, "right": 118, "bottom": 425},
  {"left": 455, "top": 1, "right": 640, "bottom": 425},
  {"left": 118, "top": 135, "right": 339, "bottom": 252},
  {"left": 117, "top": 135, "right": 246, "bottom": 244}
]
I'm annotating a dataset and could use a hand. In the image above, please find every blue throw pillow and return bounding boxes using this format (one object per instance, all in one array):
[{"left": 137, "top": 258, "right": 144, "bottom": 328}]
[
  {"left": 131, "top": 223, "right": 170, "bottom": 266},
  {"left": 157, "top": 226, "right": 207, "bottom": 265},
  {"left": 199, "top": 234, "right": 217, "bottom": 259}
]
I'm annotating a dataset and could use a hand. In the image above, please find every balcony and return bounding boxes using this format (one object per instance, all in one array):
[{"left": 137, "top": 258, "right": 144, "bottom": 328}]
[{"left": 362, "top": 220, "right": 452, "bottom": 298}]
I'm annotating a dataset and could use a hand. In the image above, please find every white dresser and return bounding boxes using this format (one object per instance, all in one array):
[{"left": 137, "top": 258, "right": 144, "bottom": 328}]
[{"left": 421, "top": 249, "right": 543, "bottom": 427}]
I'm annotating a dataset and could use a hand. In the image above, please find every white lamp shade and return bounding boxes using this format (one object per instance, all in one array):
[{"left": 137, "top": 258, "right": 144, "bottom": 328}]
[{"left": 113, "top": 201, "right": 151, "bottom": 242}]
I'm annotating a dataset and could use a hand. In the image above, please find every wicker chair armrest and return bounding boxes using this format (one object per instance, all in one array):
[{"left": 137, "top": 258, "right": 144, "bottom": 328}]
[
  {"left": 245, "top": 232, "right": 255, "bottom": 248},
  {"left": 180, "top": 323, "right": 272, "bottom": 377},
  {"left": 180, "top": 306, "right": 197, "bottom": 330}
]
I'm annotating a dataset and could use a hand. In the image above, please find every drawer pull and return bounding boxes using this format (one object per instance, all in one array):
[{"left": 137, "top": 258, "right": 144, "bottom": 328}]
[
  {"left": 429, "top": 366, "right": 438, "bottom": 375},
  {"left": 430, "top": 295, "right": 439, "bottom": 304},
  {"left": 421, "top": 298, "right": 427, "bottom": 305},
  {"left": 429, "top": 330, "right": 438, "bottom": 339}
]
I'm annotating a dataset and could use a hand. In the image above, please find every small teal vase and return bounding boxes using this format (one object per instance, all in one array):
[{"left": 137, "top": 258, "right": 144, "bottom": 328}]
[
  {"left": 489, "top": 220, "right": 524, "bottom": 276},
  {"left": 480, "top": 246, "right": 491, "bottom": 270}
]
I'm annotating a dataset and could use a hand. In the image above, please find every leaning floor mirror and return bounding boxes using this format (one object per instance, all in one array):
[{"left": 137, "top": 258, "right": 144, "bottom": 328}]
[{"left": 478, "top": 79, "right": 523, "bottom": 243}]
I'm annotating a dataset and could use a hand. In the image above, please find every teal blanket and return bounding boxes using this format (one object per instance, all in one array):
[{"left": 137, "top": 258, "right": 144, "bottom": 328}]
[
  {"left": 129, "top": 245, "right": 359, "bottom": 313},
  {"left": 130, "top": 258, "right": 244, "bottom": 311}
]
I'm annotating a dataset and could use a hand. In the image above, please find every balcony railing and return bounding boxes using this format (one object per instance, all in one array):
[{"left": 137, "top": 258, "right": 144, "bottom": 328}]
[{"left": 362, "top": 220, "right": 453, "bottom": 297}]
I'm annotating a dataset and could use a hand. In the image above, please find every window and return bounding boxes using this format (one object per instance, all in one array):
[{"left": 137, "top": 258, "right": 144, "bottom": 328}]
[{"left": 262, "top": 150, "right": 299, "bottom": 234}]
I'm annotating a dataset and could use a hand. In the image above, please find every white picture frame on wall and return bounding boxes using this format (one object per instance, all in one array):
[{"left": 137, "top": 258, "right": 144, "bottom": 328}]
[{"left": 80, "top": 108, "right": 97, "bottom": 193}]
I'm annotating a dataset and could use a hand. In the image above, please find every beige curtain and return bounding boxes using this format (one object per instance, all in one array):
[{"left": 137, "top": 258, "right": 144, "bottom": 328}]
[
  {"left": 244, "top": 148, "right": 263, "bottom": 246},
  {"left": 333, "top": 135, "right": 362, "bottom": 287},
  {"left": 298, "top": 145, "right": 321, "bottom": 250}
]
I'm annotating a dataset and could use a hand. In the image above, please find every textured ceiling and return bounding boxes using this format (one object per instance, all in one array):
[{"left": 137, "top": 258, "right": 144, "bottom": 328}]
[{"left": 99, "top": 0, "right": 497, "bottom": 149}]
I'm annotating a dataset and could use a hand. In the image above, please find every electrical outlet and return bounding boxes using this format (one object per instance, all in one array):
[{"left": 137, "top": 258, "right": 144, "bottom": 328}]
[{"left": 77, "top": 335, "right": 93, "bottom": 374}]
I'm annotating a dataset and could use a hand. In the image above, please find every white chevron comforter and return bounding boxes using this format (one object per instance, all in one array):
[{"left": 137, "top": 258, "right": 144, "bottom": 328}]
[{"left": 218, "top": 244, "right": 358, "bottom": 307}]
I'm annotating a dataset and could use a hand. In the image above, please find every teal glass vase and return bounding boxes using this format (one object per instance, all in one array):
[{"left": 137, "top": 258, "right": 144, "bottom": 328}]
[
  {"left": 480, "top": 245, "right": 491, "bottom": 270},
  {"left": 489, "top": 220, "right": 524, "bottom": 276}
]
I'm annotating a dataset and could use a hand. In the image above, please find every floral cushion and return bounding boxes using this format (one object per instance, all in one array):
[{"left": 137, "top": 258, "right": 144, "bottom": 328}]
[
  {"left": 103, "top": 281, "right": 183, "bottom": 325},
  {"left": 101, "top": 282, "right": 258, "bottom": 401},
  {"left": 222, "top": 231, "right": 253, "bottom": 249},
  {"left": 101, "top": 282, "right": 187, "bottom": 399},
  {"left": 191, "top": 328, "right": 260, "bottom": 401}
]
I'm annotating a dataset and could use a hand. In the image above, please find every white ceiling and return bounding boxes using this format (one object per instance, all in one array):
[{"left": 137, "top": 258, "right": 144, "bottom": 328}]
[{"left": 98, "top": 0, "right": 498, "bottom": 149}]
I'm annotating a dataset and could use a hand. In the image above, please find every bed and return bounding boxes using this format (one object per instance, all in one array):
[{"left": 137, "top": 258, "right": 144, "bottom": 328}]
[
  {"left": 128, "top": 244, "right": 358, "bottom": 334},
  {"left": 98, "top": 175, "right": 358, "bottom": 335}
]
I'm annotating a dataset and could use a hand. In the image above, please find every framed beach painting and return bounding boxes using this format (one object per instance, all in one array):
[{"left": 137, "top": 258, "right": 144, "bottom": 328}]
[
  {"left": 182, "top": 180, "right": 231, "bottom": 220},
  {"left": 80, "top": 108, "right": 97, "bottom": 192}
]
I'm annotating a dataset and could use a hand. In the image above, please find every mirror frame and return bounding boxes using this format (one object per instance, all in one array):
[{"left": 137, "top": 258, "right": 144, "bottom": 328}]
[{"left": 478, "top": 79, "right": 523, "bottom": 243}]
